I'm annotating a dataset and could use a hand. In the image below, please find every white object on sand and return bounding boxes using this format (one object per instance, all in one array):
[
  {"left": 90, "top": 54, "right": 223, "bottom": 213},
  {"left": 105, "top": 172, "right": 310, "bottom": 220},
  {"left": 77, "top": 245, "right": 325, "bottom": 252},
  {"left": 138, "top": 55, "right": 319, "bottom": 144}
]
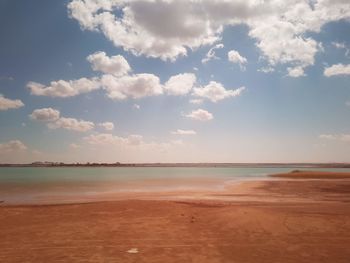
[{"left": 127, "top": 248, "right": 139, "bottom": 254}]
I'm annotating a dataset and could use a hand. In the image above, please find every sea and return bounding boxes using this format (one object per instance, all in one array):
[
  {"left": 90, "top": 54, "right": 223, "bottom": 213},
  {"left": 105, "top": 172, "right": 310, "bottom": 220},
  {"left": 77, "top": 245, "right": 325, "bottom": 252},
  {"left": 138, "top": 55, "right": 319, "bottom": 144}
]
[{"left": 1, "top": 166, "right": 350, "bottom": 204}]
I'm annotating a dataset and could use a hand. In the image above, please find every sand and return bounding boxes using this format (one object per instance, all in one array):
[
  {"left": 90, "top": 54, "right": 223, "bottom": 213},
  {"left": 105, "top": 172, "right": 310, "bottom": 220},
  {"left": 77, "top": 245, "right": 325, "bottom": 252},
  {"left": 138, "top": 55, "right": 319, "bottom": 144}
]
[{"left": 1, "top": 172, "right": 350, "bottom": 262}]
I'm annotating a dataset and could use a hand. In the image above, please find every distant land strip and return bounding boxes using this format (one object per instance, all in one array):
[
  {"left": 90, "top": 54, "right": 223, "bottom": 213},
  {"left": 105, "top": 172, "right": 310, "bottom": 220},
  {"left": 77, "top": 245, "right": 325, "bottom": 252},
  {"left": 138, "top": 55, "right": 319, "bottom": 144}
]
[{"left": 1, "top": 162, "right": 350, "bottom": 168}]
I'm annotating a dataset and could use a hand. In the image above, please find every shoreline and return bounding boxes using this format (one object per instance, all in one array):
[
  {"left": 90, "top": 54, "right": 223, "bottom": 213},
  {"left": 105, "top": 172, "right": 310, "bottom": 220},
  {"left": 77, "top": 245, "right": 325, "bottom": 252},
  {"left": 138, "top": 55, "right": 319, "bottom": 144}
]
[{"left": 1, "top": 171, "right": 350, "bottom": 262}]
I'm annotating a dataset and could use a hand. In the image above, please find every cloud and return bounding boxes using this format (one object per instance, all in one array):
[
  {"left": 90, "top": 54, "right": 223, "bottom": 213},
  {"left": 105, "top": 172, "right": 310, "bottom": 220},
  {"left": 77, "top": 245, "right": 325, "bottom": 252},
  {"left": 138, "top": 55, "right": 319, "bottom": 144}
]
[
  {"left": 101, "top": 73, "right": 163, "bottom": 100},
  {"left": 202, "top": 43, "right": 224, "bottom": 64},
  {"left": 69, "top": 143, "right": 81, "bottom": 149},
  {"left": 30, "top": 108, "right": 94, "bottom": 132},
  {"left": 47, "top": 117, "right": 94, "bottom": 132},
  {"left": 99, "top": 121, "right": 114, "bottom": 131},
  {"left": 193, "top": 81, "right": 245, "bottom": 103},
  {"left": 258, "top": 67, "right": 275, "bottom": 73},
  {"left": 164, "top": 73, "right": 196, "bottom": 96},
  {"left": 133, "top": 104, "right": 140, "bottom": 109},
  {"left": 0, "top": 94, "right": 24, "bottom": 111},
  {"left": 319, "top": 134, "right": 350, "bottom": 142},
  {"left": 185, "top": 109, "right": 213, "bottom": 121},
  {"left": 228, "top": 50, "right": 247, "bottom": 70},
  {"left": 0, "top": 140, "right": 27, "bottom": 153},
  {"left": 171, "top": 129, "right": 196, "bottom": 135},
  {"left": 332, "top": 42, "right": 346, "bottom": 49},
  {"left": 87, "top": 51, "right": 131, "bottom": 76},
  {"left": 287, "top": 66, "right": 306, "bottom": 78},
  {"left": 27, "top": 78, "right": 100, "bottom": 98},
  {"left": 67, "top": 0, "right": 350, "bottom": 69},
  {"left": 84, "top": 133, "right": 143, "bottom": 146},
  {"left": 29, "top": 108, "right": 60, "bottom": 122},
  {"left": 324, "top": 64, "right": 350, "bottom": 77}
]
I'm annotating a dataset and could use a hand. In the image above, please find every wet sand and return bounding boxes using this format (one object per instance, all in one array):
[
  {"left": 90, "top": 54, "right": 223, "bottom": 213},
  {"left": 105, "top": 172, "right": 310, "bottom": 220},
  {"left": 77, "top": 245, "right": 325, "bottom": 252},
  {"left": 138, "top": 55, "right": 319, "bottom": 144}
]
[{"left": 1, "top": 172, "right": 350, "bottom": 262}]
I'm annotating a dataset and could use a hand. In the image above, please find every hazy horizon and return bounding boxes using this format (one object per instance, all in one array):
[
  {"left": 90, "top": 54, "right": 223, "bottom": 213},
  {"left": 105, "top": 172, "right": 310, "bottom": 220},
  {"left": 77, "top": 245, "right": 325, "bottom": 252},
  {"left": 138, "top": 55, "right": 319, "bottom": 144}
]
[{"left": 1, "top": 0, "right": 350, "bottom": 163}]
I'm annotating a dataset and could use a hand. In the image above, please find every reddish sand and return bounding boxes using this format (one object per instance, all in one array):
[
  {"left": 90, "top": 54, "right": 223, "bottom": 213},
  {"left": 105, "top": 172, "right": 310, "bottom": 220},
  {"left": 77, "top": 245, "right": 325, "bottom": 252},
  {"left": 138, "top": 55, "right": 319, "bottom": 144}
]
[{"left": 1, "top": 172, "right": 350, "bottom": 262}]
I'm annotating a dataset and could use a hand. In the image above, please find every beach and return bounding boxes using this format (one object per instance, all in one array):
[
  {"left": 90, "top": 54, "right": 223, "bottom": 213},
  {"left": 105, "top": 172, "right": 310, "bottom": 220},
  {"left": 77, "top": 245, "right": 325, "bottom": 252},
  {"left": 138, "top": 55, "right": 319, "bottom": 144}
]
[{"left": 1, "top": 171, "right": 350, "bottom": 262}]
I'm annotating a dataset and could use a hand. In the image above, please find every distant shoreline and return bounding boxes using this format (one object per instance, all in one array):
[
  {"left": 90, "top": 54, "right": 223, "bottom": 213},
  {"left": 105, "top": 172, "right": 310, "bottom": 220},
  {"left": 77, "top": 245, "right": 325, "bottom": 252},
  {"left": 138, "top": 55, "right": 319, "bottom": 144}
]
[{"left": 1, "top": 163, "right": 350, "bottom": 168}]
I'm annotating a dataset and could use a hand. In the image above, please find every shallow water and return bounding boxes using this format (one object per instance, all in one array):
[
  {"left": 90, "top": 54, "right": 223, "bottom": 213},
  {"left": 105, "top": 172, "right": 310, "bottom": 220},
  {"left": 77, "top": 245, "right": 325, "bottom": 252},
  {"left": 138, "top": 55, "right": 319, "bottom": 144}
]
[{"left": 1, "top": 166, "right": 350, "bottom": 204}]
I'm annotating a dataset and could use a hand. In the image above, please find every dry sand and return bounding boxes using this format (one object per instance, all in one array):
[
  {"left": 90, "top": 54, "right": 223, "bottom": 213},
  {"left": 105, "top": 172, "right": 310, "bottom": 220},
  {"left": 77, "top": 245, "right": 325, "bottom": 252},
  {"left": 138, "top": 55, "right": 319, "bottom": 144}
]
[{"left": 1, "top": 171, "right": 350, "bottom": 262}]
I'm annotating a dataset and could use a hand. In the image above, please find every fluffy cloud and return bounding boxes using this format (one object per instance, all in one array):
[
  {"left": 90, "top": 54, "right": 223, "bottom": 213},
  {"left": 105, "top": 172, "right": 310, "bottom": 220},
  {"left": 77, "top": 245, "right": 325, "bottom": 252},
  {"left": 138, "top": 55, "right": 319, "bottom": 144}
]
[
  {"left": 193, "top": 81, "right": 245, "bottom": 103},
  {"left": 101, "top": 73, "right": 163, "bottom": 100},
  {"left": 29, "top": 108, "right": 60, "bottom": 122},
  {"left": 228, "top": 50, "right": 247, "bottom": 70},
  {"left": 0, "top": 95, "right": 24, "bottom": 111},
  {"left": 27, "top": 78, "right": 100, "bottom": 98},
  {"left": 87, "top": 51, "right": 131, "bottom": 76},
  {"left": 0, "top": 140, "right": 27, "bottom": 152},
  {"left": 171, "top": 129, "right": 196, "bottom": 135},
  {"left": 48, "top": 117, "right": 95, "bottom": 132},
  {"left": 99, "top": 121, "right": 114, "bottom": 131},
  {"left": 287, "top": 66, "right": 306, "bottom": 78},
  {"left": 324, "top": 64, "right": 350, "bottom": 77},
  {"left": 67, "top": 0, "right": 350, "bottom": 69},
  {"left": 164, "top": 73, "right": 196, "bottom": 96},
  {"left": 186, "top": 109, "right": 213, "bottom": 121},
  {"left": 202, "top": 43, "right": 224, "bottom": 64},
  {"left": 30, "top": 108, "right": 94, "bottom": 132}
]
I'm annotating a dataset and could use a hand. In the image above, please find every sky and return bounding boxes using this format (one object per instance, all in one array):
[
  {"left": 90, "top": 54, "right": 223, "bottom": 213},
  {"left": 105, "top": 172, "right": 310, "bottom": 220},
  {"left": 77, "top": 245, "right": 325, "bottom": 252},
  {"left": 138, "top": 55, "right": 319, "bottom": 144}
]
[{"left": 0, "top": 0, "right": 350, "bottom": 163}]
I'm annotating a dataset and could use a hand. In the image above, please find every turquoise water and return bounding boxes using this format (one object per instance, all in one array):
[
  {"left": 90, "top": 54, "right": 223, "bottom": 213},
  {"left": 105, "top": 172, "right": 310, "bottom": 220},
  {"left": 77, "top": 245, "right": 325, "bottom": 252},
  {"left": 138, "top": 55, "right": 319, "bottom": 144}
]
[{"left": 1, "top": 167, "right": 350, "bottom": 204}]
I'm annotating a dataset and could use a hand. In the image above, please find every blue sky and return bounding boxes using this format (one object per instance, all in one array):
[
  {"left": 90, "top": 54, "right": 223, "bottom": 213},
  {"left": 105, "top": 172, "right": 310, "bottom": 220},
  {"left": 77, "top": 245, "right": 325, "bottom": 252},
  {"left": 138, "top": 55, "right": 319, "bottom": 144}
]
[{"left": 1, "top": 0, "right": 350, "bottom": 163}]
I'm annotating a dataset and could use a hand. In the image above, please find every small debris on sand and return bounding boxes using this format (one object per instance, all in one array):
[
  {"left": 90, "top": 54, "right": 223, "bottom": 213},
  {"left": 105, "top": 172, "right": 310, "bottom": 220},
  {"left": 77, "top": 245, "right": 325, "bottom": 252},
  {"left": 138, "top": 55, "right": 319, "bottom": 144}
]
[{"left": 127, "top": 248, "right": 139, "bottom": 254}]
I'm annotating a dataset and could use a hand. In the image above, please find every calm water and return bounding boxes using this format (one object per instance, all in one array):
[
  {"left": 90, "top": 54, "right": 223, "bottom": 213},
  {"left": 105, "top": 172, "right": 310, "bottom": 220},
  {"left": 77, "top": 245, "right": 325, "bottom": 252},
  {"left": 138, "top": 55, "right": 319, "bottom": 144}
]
[{"left": 1, "top": 167, "right": 350, "bottom": 204}]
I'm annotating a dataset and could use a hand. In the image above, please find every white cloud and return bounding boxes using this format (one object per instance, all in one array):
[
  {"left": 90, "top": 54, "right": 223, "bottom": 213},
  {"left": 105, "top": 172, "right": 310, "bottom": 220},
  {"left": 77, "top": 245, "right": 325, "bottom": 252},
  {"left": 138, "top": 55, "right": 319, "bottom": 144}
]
[
  {"left": 228, "top": 50, "right": 247, "bottom": 70},
  {"left": 258, "top": 67, "right": 275, "bottom": 73},
  {"left": 193, "top": 81, "right": 245, "bottom": 103},
  {"left": 29, "top": 108, "right": 60, "bottom": 122},
  {"left": 185, "top": 109, "right": 213, "bottom": 121},
  {"left": 332, "top": 42, "right": 346, "bottom": 49},
  {"left": 27, "top": 78, "right": 100, "bottom": 98},
  {"left": 324, "top": 64, "right": 350, "bottom": 77},
  {"left": 101, "top": 73, "right": 163, "bottom": 100},
  {"left": 87, "top": 51, "right": 131, "bottom": 76},
  {"left": 99, "top": 121, "right": 114, "bottom": 131},
  {"left": 202, "top": 43, "right": 224, "bottom": 64},
  {"left": 47, "top": 117, "right": 95, "bottom": 132},
  {"left": 133, "top": 104, "right": 140, "bottom": 109},
  {"left": 30, "top": 108, "right": 94, "bottom": 132},
  {"left": 0, "top": 140, "right": 27, "bottom": 153},
  {"left": 164, "top": 73, "right": 196, "bottom": 96},
  {"left": 287, "top": 66, "right": 306, "bottom": 78},
  {"left": 67, "top": 0, "right": 350, "bottom": 69},
  {"left": 0, "top": 94, "right": 24, "bottom": 111},
  {"left": 171, "top": 129, "right": 196, "bottom": 135}
]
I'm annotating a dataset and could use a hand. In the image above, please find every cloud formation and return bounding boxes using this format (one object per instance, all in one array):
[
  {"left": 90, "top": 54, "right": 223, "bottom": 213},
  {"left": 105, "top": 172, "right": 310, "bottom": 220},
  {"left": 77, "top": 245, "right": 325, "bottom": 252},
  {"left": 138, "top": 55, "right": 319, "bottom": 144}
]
[
  {"left": 68, "top": 0, "right": 350, "bottom": 71},
  {"left": 0, "top": 140, "right": 27, "bottom": 153},
  {"left": 186, "top": 109, "right": 213, "bottom": 121},
  {"left": 193, "top": 81, "right": 245, "bottom": 103},
  {"left": 99, "top": 122, "right": 114, "bottom": 131},
  {"left": 27, "top": 78, "right": 100, "bottom": 98},
  {"left": 30, "top": 108, "right": 94, "bottom": 132},
  {"left": 87, "top": 51, "right": 131, "bottom": 76},
  {"left": 164, "top": 73, "right": 196, "bottom": 96},
  {"left": 0, "top": 95, "right": 24, "bottom": 111},
  {"left": 202, "top": 43, "right": 224, "bottom": 64},
  {"left": 228, "top": 50, "right": 247, "bottom": 70},
  {"left": 324, "top": 64, "right": 350, "bottom": 77}
]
